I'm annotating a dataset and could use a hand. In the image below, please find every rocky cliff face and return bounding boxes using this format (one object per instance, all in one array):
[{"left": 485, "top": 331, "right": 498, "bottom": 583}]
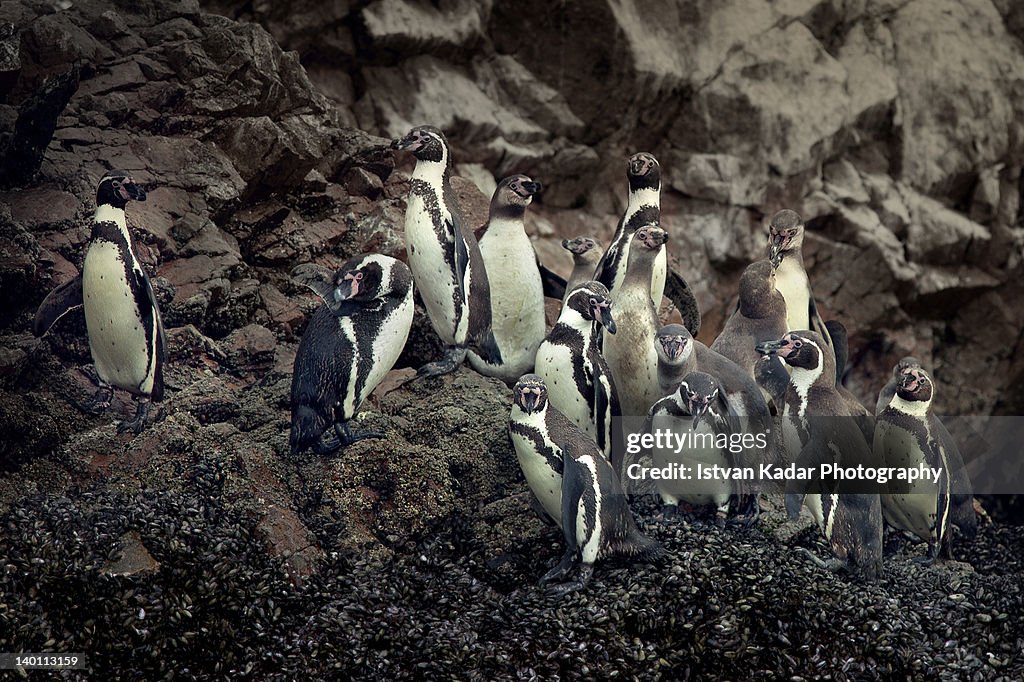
[
  {"left": 1, "top": 1, "right": 1023, "bottom": 677},
  {"left": 209, "top": 0, "right": 1024, "bottom": 416}
]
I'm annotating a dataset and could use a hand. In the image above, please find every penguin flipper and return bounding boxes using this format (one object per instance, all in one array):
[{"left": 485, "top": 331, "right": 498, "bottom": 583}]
[
  {"left": 536, "top": 255, "right": 567, "bottom": 300},
  {"left": 824, "top": 319, "right": 849, "bottom": 386},
  {"left": 665, "top": 268, "right": 701, "bottom": 337},
  {"left": 291, "top": 263, "right": 337, "bottom": 304},
  {"left": 134, "top": 267, "right": 167, "bottom": 401},
  {"left": 33, "top": 274, "right": 83, "bottom": 336},
  {"left": 808, "top": 297, "right": 832, "bottom": 349}
]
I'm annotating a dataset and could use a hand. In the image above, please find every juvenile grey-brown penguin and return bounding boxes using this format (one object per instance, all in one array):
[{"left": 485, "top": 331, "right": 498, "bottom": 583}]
[
  {"left": 710, "top": 259, "right": 787, "bottom": 377},
  {"left": 602, "top": 225, "right": 666, "bottom": 417},
  {"left": 34, "top": 170, "right": 164, "bottom": 434},
  {"left": 561, "top": 237, "right": 602, "bottom": 304}
]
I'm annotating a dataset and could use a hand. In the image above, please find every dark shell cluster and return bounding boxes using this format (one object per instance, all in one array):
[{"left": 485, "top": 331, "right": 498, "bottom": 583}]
[{"left": 2, "top": 478, "right": 1022, "bottom": 679}]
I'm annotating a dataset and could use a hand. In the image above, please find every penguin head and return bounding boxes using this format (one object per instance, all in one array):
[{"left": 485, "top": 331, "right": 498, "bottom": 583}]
[
  {"left": 756, "top": 331, "right": 824, "bottom": 372},
  {"left": 892, "top": 356, "right": 922, "bottom": 380},
  {"left": 391, "top": 125, "right": 448, "bottom": 163},
  {"left": 757, "top": 329, "right": 835, "bottom": 385},
  {"left": 767, "top": 209, "right": 804, "bottom": 266},
  {"left": 561, "top": 236, "right": 600, "bottom": 257},
  {"left": 627, "top": 152, "right": 660, "bottom": 191},
  {"left": 896, "top": 367, "right": 933, "bottom": 404},
  {"left": 656, "top": 324, "right": 692, "bottom": 367},
  {"left": 633, "top": 224, "right": 668, "bottom": 251},
  {"left": 96, "top": 170, "right": 147, "bottom": 208},
  {"left": 329, "top": 256, "right": 388, "bottom": 308},
  {"left": 491, "top": 175, "right": 540, "bottom": 218},
  {"left": 738, "top": 260, "right": 780, "bottom": 317},
  {"left": 565, "top": 281, "right": 615, "bottom": 334},
  {"left": 677, "top": 372, "right": 720, "bottom": 424},
  {"left": 513, "top": 374, "right": 548, "bottom": 414}
]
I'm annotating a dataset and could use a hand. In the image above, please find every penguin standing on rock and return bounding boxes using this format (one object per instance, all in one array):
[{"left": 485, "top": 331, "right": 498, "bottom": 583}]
[
  {"left": 391, "top": 125, "right": 501, "bottom": 377},
  {"left": 767, "top": 209, "right": 832, "bottom": 351},
  {"left": 561, "top": 237, "right": 602, "bottom": 304},
  {"left": 643, "top": 371, "right": 750, "bottom": 524},
  {"left": 469, "top": 174, "right": 565, "bottom": 383},
  {"left": 655, "top": 323, "right": 770, "bottom": 421},
  {"left": 509, "top": 374, "right": 664, "bottom": 595},
  {"left": 874, "top": 364, "right": 977, "bottom": 554},
  {"left": 603, "top": 225, "right": 668, "bottom": 417},
  {"left": 756, "top": 331, "right": 883, "bottom": 578},
  {"left": 34, "top": 170, "right": 165, "bottom": 434},
  {"left": 534, "top": 281, "right": 621, "bottom": 468},
  {"left": 593, "top": 152, "right": 701, "bottom": 334},
  {"left": 289, "top": 255, "right": 414, "bottom": 455}
]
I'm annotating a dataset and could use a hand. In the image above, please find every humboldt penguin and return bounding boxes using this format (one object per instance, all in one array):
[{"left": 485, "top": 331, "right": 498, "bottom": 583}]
[
  {"left": 644, "top": 371, "right": 755, "bottom": 525},
  {"left": 602, "top": 225, "right": 666, "bottom": 417},
  {"left": 289, "top": 255, "right": 414, "bottom": 455},
  {"left": 875, "top": 356, "right": 922, "bottom": 416},
  {"left": 561, "top": 237, "right": 602, "bottom": 304},
  {"left": 710, "top": 259, "right": 787, "bottom": 378},
  {"left": 756, "top": 331, "right": 883, "bottom": 578},
  {"left": 655, "top": 324, "right": 770, "bottom": 420},
  {"left": 534, "top": 281, "right": 621, "bottom": 469},
  {"left": 510, "top": 375, "right": 664, "bottom": 595},
  {"left": 34, "top": 170, "right": 165, "bottom": 434},
  {"left": 875, "top": 365, "right": 977, "bottom": 555},
  {"left": 767, "top": 209, "right": 832, "bottom": 351},
  {"left": 469, "top": 174, "right": 565, "bottom": 382},
  {"left": 391, "top": 125, "right": 501, "bottom": 377},
  {"left": 593, "top": 152, "right": 701, "bottom": 334}
]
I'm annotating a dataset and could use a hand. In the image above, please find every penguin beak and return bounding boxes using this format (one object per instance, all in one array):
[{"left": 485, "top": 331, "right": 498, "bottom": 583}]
[
  {"left": 629, "top": 158, "right": 647, "bottom": 176},
  {"left": 755, "top": 339, "right": 783, "bottom": 357},
  {"left": 333, "top": 274, "right": 360, "bottom": 303},
  {"left": 595, "top": 303, "right": 616, "bottom": 334},
  {"left": 688, "top": 398, "right": 709, "bottom": 428},
  {"left": 662, "top": 338, "right": 685, "bottom": 361},
  {"left": 124, "top": 180, "right": 147, "bottom": 202},
  {"left": 768, "top": 233, "right": 786, "bottom": 265},
  {"left": 391, "top": 132, "right": 420, "bottom": 152},
  {"left": 519, "top": 180, "right": 541, "bottom": 198},
  {"left": 519, "top": 389, "right": 540, "bottom": 413}
]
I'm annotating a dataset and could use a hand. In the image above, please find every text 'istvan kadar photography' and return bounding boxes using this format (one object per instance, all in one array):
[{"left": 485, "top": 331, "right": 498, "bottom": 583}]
[{"left": 1, "top": 0, "right": 1023, "bottom": 679}]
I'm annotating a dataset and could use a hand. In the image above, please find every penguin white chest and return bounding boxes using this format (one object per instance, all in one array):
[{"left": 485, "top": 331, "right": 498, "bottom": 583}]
[
  {"left": 775, "top": 257, "right": 811, "bottom": 331},
  {"left": 510, "top": 429, "right": 563, "bottom": 528},
  {"left": 358, "top": 290, "right": 416, "bottom": 409},
  {"left": 535, "top": 339, "right": 594, "bottom": 437},
  {"left": 469, "top": 225, "right": 545, "bottom": 379},
  {"left": 404, "top": 192, "right": 459, "bottom": 344},
  {"left": 875, "top": 420, "right": 938, "bottom": 541},
  {"left": 82, "top": 240, "right": 154, "bottom": 394}
]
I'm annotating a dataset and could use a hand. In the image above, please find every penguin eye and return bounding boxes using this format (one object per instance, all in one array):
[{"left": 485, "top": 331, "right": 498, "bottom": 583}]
[
  {"left": 112, "top": 180, "right": 122, "bottom": 189},
  {"left": 355, "top": 272, "right": 364, "bottom": 280},
  {"left": 794, "top": 340, "right": 802, "bottom": 348}
]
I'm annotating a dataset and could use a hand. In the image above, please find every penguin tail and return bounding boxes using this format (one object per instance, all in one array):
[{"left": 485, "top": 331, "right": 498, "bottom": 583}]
[
  {"left": 471, "top": 329, "right": 503, "bottom": 366},
  {"left": 290, "top": 405, "right": 325, "bottom": 456}
]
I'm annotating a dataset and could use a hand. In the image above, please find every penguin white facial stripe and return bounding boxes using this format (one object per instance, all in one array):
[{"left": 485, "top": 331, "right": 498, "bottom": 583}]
[{"left": 790, "top": 339, "right": 824, "bottom": 413}]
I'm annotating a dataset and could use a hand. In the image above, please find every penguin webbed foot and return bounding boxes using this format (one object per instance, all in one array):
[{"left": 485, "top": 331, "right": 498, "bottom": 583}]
[
  {"left": 913, "top": 541, "right": 944, "bottom": 566},
  {"left": 728, "top": 494, "right": 760, "bottom": 528},
  {"left": 539, "top": 550, "right": 577, "bottom": 586},
  {"left": 794, "top": 547, "right": 846, "bottom": 574},
  {"left": 413, "top": 346, "right": 467, "bottom": 381},
  {"left": 314, "top": 422, "right": 384, "bottom": 455},
  {"left": 117, "top": 399, "right": 150, "bottom": 435},
  {"left": 80, "top": 384, "right": 114, "bottom": 415},
  {"left": 543, "top": 564, "right": 593, "bottom": 597}
]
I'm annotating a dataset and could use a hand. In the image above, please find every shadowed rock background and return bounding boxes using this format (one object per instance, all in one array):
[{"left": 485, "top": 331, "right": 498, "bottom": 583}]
[{"left": 0, "top": 0, "right": 1022, "bottom": 678}]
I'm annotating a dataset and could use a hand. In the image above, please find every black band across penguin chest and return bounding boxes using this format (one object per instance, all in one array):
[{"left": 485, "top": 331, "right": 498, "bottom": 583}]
[
  {"left": 509, "top": 422, "right": 564, "bottom": 474},
  {"left": 409, "top": 178, "right": 465, "bottom": 326}
]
